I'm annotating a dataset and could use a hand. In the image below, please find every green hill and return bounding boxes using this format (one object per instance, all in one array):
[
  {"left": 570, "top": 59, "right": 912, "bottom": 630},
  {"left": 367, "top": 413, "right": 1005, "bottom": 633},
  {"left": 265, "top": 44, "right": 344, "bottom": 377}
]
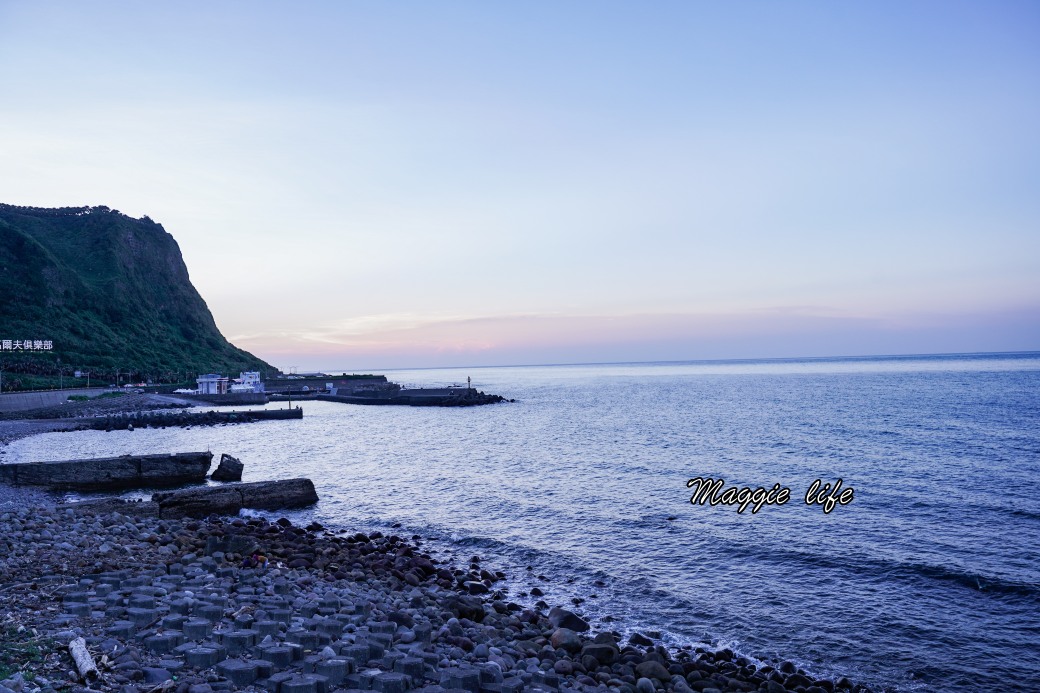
[{"left": 0, "top": 204, "right": 276, "bottom": 389}]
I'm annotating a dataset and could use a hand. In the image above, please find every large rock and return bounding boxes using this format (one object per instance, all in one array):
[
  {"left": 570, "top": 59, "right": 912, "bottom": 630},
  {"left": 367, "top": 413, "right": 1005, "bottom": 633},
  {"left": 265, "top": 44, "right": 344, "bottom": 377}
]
[
  {"left": 444, "top": 596, "right": 486, "bottom": 623},
  {"left": 629, "top": 632, "right": 655, "bottom": 647},
  {"left": 635, "top": 661, "right": 673, "bottom": 683},
  {"left": 152, "top": 478, "right": 318, "bottom": 518},
  {"left": 548, "top": 606, "right": 589, "bottom": 632},
  {"left": 211, "top": 453, "right": 244, "bottom": 482},
  {"left": 581, "top": 641, "right": 619, "bottom": 665},
  {"left": 784, "top": 673, "right": 814, "bottom": 689},
  {"left": 550, "top": 628, "right": 582, "bottom": 654},
  {"left": 0, "top": 452, "right": 212, "bottom": 490}
]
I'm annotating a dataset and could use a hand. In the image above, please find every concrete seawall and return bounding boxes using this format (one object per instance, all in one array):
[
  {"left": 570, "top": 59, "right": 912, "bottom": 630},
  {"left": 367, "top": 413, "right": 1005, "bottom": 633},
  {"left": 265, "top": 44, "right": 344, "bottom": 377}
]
[{"left": 0, "top": 388, "right": 112, "bottom": 413}]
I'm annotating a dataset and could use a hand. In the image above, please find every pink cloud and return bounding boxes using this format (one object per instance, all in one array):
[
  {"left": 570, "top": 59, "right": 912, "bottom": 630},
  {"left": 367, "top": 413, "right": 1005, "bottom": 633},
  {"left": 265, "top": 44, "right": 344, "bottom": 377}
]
[{"left": 236, "top": 304, "right": 1040, "bottom": 370}]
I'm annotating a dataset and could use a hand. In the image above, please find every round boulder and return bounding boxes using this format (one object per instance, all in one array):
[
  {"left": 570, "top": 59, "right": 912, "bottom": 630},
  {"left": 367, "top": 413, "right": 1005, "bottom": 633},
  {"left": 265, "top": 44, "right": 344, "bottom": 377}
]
[
  {"left": 550, "top": 628, "right": 583, "bottom": 654},
  {"left": 548, "top": 606, "right": 589, "bottom": 632},
  {"left": 635, "top": 660, "right": 672, "bottom": 683}
]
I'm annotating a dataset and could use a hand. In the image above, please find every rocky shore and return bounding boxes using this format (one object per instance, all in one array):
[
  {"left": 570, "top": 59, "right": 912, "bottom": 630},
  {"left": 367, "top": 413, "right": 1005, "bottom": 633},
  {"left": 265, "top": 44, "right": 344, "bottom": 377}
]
[{"left": 0, "top": 495, "right": 870, "bottom": 693}]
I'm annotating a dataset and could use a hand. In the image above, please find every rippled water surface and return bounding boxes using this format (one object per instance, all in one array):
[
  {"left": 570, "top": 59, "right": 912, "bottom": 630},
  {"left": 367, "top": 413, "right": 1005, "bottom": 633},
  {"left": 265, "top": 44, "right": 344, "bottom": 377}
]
[{"left": 6, "top": 353, "right": 1040, "bottom": 691}]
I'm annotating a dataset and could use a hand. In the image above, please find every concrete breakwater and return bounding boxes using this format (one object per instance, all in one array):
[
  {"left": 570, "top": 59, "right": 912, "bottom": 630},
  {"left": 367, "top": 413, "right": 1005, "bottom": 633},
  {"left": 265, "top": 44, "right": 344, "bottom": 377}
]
[
  {"left": 152, "top": 478, "right": 320, "bottom": 518},
  {"left": 78, "top": 407, "right": 303, "bottom": 432},
  {"left": 318, "top": 390, "right": 509, "bottom": 408},
  {"left": 0, "top": 503, "right": 870, "bottom": 693},
  {"left": 0, "top": 451, "right": 213, "bottom": 491}
]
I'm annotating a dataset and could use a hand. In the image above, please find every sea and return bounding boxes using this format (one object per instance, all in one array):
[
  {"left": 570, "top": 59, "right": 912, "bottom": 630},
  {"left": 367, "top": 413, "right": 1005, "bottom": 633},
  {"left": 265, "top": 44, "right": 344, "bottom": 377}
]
[{"left": 4, "top": 352, "right": 1039, "bottom": 691}]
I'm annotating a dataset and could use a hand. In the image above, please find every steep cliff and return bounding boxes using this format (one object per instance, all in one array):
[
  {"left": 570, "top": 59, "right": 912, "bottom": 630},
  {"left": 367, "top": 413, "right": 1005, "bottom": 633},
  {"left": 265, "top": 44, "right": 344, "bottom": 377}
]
[{"left": 0, "top": 204, "right": 275, "bottom": 382}]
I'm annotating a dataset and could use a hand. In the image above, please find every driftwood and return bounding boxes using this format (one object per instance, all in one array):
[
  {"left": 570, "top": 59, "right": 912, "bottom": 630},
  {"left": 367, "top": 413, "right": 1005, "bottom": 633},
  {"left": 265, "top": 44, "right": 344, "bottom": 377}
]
[{"left": 68, "top": 636, "right": 99, "bottom": 681}]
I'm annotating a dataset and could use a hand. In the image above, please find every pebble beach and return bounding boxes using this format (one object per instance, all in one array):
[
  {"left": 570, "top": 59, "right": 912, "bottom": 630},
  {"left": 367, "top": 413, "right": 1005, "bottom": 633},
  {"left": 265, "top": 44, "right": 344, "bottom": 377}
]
[{"left": 0, "top": 486, "right": 868, "bottom": 693}]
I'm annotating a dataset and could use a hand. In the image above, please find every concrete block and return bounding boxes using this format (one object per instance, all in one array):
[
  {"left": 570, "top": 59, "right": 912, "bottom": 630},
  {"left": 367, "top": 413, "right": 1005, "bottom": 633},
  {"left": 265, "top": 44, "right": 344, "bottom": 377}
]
[
  {"left": 106, "top": 621, "right": 136, "bottom": 638},
  {"left": 217, "top": 659, "right": 258, "bottom": 687},
  {"left": 66, "top": 603, "right": 91, "bottom": 617},
  {"left": 185, "top": 647, "right": 221, "bottom": 669},
  {"left": 258, "top": 644, "right": 295, "bottom": 668},
  {"left": 195, "top": 604, "right": 224, "bottom": 623},
  {"left": 144, "top": 634, "right": 176, "bottom": 655},
  {"left": 280, "top": 676, "right": 320, "bottom": 693},
  {"left": 343, "top": 644, "right": 372, "bottom": 667},
  {"left": 442, "top": 669, "right": 481, "bottom": 693},
  {"left": 316, "top": 658, "right": 350, "bottom": 686},
  {"left": 126, "top": 608, "right": 159, "bottom": 627},
  {"left": 501, "top": 678, "right": 524, "bottom": 693},
  {"left": 374, "top": 672, "right": 410, "bottom": 693},
  {"left": 265, "top": 671, "right": 295, "bottom": 692},
  {"left": 395, "top": 657, "right": 425, "bottom": 682},
  {"left": 256, "top": 620, "right": 282, "bottom": 637},
  {"left": 184, "top": 619, "right": 212, "bottom": 640}
]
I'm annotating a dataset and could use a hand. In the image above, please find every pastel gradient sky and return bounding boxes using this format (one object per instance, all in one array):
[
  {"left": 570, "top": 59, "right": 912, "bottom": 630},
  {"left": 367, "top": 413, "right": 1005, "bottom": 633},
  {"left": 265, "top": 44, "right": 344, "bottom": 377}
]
[{"left": 2, "top": 2, "right": 1038, "bottom": 370}]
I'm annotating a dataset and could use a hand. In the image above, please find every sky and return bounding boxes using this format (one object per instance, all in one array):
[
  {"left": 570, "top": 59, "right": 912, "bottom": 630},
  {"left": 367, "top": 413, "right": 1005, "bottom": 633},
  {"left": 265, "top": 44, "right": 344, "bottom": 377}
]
[{"left": 1, "top": 1, "right": 1038, "bottom": 370}]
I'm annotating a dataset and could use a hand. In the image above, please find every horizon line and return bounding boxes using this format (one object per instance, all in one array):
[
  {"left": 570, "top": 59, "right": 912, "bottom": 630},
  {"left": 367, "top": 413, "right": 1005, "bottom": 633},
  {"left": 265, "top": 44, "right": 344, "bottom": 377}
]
[{"left": 292, "top": 349, "right": 1040, "bottom": 374}]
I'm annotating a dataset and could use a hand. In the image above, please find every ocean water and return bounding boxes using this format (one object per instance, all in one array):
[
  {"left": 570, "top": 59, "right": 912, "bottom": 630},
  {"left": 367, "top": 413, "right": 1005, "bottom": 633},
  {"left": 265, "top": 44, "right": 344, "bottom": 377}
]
[{"left": 5, "top": 352, "right": 1040, "bottom": 691}]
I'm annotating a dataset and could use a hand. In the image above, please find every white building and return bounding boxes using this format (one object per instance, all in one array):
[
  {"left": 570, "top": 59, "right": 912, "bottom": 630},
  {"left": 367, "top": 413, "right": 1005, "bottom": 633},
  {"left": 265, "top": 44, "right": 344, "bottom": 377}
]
[
  {"left": 196, "top": 373, "right": 229, "bottom": 395},
  {"left": 230, "top": 371, "right": 265, "bottom": 393}
]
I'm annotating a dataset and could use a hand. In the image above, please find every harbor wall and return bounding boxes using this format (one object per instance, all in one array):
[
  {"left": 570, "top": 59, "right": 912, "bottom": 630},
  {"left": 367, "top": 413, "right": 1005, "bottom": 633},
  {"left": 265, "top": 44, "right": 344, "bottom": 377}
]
[{"left": 0, "top": 387, "right": 112, "bottom": 413}]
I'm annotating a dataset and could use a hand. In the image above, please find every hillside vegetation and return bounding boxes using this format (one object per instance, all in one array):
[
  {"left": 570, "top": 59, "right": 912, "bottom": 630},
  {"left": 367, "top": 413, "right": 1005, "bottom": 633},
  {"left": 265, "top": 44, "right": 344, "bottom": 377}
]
[{"left": 0, "top": 204, "right": 275, "bottom": 389}]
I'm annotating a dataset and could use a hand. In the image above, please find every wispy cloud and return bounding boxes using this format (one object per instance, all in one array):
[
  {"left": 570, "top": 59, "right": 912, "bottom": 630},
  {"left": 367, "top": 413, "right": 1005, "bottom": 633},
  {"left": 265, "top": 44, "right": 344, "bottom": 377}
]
[{"left": 233, "top": 304, "right": 1040, "bottom": 370}]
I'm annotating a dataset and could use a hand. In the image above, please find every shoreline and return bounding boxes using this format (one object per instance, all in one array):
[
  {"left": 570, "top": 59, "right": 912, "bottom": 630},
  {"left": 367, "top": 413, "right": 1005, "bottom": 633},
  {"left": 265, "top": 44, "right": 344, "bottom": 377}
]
[
  {"left": 0, "top": 419, "right": 84, "bottom": 447},
  {"left": 0, "top": 410, "right": 873, "bottom": 693},
  {"left": 0, "top": 498, "right": 868, "bottom": 693}
]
